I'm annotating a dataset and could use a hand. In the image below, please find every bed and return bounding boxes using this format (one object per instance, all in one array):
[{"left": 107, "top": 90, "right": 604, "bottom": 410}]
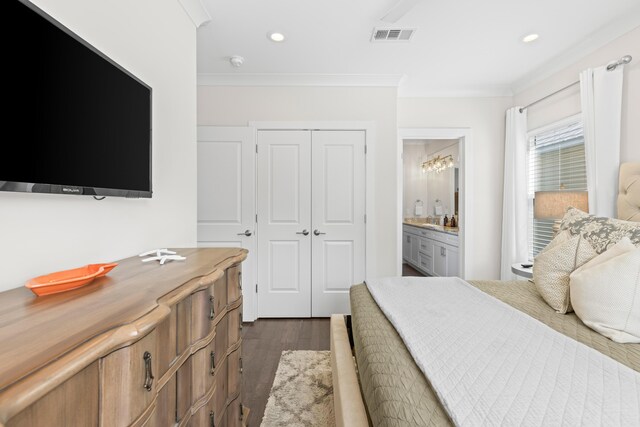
[{"left": 330, "top": 162, "right": 640, "bottom": 426}]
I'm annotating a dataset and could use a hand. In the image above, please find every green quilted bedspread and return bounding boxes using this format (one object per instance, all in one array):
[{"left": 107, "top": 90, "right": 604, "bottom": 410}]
[{"left": 350, "top": 280, "right": 640, "bottom": 427}]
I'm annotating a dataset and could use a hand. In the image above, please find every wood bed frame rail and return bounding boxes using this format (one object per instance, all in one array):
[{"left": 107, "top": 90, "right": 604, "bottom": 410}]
[{"left": 330, "top": 314, "right": 369, "bottom": 427}]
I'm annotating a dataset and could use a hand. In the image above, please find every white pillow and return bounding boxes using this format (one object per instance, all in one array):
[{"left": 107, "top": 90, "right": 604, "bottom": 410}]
[
  {"left": 571, "top": 237, "right": 636, "bottom": 277},
  {"left": 569, "top": 239, "right": 640, "bottom": 343}
]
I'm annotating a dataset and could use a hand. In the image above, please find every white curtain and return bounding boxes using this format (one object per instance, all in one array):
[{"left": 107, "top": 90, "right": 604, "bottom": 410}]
[
  {"left": 580, "top": 65, "right": 624, "bottom": 218},
  {"left": 500, "top": 107, "right": 529, "bottom": 280}
]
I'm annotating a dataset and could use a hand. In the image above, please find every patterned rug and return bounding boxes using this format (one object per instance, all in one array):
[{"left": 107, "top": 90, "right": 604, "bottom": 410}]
[{"left": 261, "top": 350, "right": 335, "bottom": 427}]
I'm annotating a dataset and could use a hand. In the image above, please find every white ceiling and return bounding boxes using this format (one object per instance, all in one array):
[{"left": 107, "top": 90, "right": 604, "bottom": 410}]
[{"left": 196, "top": 0, "right": 640, "bottom": 97}]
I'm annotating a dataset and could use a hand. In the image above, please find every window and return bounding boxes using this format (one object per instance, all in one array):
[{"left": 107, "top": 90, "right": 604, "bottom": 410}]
[{"left": 527, "top": 116, "right": 587, "bottom": 259}]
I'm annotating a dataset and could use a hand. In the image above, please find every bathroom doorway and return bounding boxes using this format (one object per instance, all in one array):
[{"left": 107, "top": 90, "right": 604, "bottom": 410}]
[{"left": 397, "top": 128, "right": 470, "bottom": 279}]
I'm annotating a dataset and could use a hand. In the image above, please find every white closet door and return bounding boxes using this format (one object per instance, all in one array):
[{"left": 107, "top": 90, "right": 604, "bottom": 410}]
[
  {"left": 257, "top": 130, "right": 312, "bottom": 317},
  {"left": 197, "top": 126, "right": 256, "bottom": 321},
  {"left": 311, "top": 131, "right": 366, "bottom": 317}
]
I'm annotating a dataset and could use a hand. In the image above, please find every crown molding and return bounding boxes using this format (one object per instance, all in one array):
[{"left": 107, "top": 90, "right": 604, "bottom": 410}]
[
  {"left": 197, "top": 73, "right": 404, "bottom": 87},
  {"left": 177, "top": 0, "right": 211, "bottom": 28},
  {"left": 397, "top": 85, "right": 514, "bottom": 98},
  {"left": 511, "top": 13, "right": 640, "bottom": 94}
]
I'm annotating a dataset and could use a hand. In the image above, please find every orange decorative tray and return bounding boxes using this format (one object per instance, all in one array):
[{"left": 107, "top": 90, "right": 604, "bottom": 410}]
[{"left": 26, "top": 263, "right": 118, "bottom": 296}]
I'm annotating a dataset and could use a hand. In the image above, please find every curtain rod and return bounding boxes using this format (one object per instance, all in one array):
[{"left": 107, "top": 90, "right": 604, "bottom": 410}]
[{"left": 519, "top": 54, "right": 632, "bottom": 113}]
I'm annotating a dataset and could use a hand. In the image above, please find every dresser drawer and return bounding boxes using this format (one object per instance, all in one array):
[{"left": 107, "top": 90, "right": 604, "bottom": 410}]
[
  {"left": 212, "top": 272, "right": 228, "bottom": 318},
  {"left": 228, "top": 397, "right": 243, "bottom": 427},
  {"left": 192, "top": 274, "right": 227, "bottom": 343},
  {"left": 100, "top": 330, "right": 158, "bottom": 427},
  {"left": 6, "top": 362, "right": 99, "bottom": 427},
  {"left": 192, "top": 288, "right": 213, "bottom": 343},
  {"left": 228, "top": 306, "right": 242, "bottom": 348},
  {"left": 156, "top": 298, "right": 191, "bottom": 378},
  {"left": 176, "top": 357, "right": 192, "bottom": 422},
  {"left": 192, "top": 338, "right": 216, "bottom": 404},
  {"left": 190, "top": 392, "right": 215, "bottom": 427},
  {"left": 228, "top": 346, "right": 242, "bottom": 399},
  {"left": 215, "top": 315, "right": 229, "bottom": 364},
  {"left": 214, "top": 357, "right": 229, "bottom": 421},
  {"left": 227, "top": 265, "right": 242, "bottom": 303},
  {"left": 148, "top": 376, "right": 176, "bottom": 427}
]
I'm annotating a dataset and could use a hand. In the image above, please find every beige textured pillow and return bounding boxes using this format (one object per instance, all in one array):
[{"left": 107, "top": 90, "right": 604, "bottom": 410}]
[
  {"left": 570, "top": 246, "right": 640, "bottom": 343},
  {"left": 533, "top": 232, "right": 597, "bottom": 313}
]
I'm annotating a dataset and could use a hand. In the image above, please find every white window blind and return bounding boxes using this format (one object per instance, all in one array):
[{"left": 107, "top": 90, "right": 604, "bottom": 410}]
[{"left": 528, "top": 119, "right": 587, "bottom": 259}]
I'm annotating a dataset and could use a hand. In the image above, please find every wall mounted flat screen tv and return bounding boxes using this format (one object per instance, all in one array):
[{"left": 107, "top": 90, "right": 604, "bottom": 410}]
[{"left": 1, "top": 0, "right": 152, "bottom": 198}]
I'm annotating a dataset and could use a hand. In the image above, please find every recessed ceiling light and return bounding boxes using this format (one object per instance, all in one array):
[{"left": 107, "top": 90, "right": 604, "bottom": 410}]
[
  {"left": 522, "top": 33, "right": 539, "bottom": 43},
  {"left": 269, "top": 32, "right": 285, "bottom": 42}
]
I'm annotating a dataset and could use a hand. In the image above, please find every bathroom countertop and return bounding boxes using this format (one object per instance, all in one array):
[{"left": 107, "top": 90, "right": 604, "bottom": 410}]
[{"left": 403, "top": 221, "right": 459, "bottom": 236}]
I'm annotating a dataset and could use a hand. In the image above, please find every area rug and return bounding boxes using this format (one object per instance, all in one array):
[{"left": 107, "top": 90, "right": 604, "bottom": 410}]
[{"left": 261, "top": 350, "right": 335, "bottom": 427}]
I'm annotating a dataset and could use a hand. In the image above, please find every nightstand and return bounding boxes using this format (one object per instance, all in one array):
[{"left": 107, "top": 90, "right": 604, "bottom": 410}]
[{"left": 511, "top": 263, "right": 533, "bottom": 279}]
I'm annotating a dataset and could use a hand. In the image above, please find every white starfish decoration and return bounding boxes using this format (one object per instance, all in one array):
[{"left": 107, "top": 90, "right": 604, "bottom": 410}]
[{"left": 139, "top": 248, "right": 186, "bottom": 265}]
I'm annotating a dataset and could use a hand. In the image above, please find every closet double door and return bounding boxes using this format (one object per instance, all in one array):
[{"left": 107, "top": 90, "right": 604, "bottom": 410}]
[{"left": 257, "top": 130, "right": 366, "bottom": 317}]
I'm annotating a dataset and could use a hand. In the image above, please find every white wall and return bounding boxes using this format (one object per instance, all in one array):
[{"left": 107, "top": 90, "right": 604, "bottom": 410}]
[
  {"left": 398, "top": 97, "right": 514, "bottom": 279},
  {"left": 198, "top": 86, "right": 398, "bottom": 278},
  {"left": 0, "top": 0, "right": 197, "bottom": 292},
  {"left": 403, "top": 143, "right": 428, "bottom": 218},
  {"left": 515, "top": 26, "right": 640, "bottom": 162}
]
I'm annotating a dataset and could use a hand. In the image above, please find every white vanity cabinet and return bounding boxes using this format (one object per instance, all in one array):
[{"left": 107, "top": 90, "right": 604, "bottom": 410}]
[
  {"left": 409, "top": 235, "right": 420, "bottom": 266},
  {"left": 431, "top": 241, "right": 459, "bottom": 277},
  {"left": 402, "top": 224, "right": 459, "bottom": 277},
  {"left": 402, "top": 232, "right": 411, "bottom": 261}
]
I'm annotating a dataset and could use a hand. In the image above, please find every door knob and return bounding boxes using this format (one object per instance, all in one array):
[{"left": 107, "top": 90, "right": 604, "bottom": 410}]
[
  {"left": 313, "top": 229, "right": 326, "bottom": 236},
  {"left": 237, "top": 230, "right": 252, "bottom": 236},
  {"left": 296, "top": 229, "right": 310, "bottom": 236}
]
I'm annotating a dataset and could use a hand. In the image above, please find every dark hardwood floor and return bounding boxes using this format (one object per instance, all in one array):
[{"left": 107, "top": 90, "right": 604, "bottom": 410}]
[
  {"left": 241, "top": 318, "right": 330, "bottom": 426},
  {"left": 402, "top": 262, "right": 425, "bottom": 277}
]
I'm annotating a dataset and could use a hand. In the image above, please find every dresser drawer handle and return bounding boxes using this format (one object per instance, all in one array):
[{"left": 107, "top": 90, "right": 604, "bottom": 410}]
[
  {"left": 239, "top": 312, "right": 243, "bottom": 331},
  {"left": 238, "top": 271, "right": 242, "bottom": 290},
  {"left": 240, "top": 404, "right": 243, "bottom": 422},
  {"left": 210, "top": 351, "right": 215, "bottom": 375},
  {"left": 240, "top": 356, "right": 243, "bottom": 374},
  {"left": 209, "top": 296, "right": 215, "bottom": 320},
  {"left": 210, "top": 410, "right": 215, "bottom": 427},
  {"left": 143, "top": 351, "right": 154, "bottom": 391}
]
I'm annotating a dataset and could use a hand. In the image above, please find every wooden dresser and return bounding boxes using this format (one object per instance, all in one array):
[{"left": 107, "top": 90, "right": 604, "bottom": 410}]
[{"left": 0, "top": 248, "right": 247, "bottom": 427}]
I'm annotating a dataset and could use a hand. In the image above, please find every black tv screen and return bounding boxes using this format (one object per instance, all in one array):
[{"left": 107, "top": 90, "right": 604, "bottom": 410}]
[{"left": 1, "top": 0, "right": 152, "bottom": 198}]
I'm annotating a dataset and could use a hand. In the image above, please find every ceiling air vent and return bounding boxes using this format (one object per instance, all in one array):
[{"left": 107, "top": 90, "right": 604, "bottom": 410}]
[{"left": 371, "top": 27, "right": 415, "bottom": 42}]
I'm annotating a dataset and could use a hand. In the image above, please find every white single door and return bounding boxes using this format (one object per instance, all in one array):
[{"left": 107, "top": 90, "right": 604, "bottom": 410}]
[
  {"left": 311, "top": 131, "right": 366, "bottom": 317},
  {"left": 257, "top": 130, "right": 312, "bottom": 317},
  {"left": 197, "top": 126, "right": 256, "bottom": 321}
]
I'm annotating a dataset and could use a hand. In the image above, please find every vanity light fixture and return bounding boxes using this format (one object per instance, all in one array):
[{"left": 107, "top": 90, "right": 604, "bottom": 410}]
[
  {"left": 422, "top": 155, "right": 455, "bottom": 174},
  {"left": 269, "top": 32, "right": 285, "bottom": 42}
]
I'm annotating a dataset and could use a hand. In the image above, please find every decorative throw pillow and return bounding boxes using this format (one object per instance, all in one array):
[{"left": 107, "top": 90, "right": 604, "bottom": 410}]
[
  {"left": 570, "top": 244, "right": 640, "bottom": 343},
  {"left": 559, "top": 207, "right": 640, "bottom": 253},
  {"left": 533, "top": 233, "right": 597, "bottom": 313},
  {"left": 570, "top": 237, "right": 636, "bottom": 277},
  {"left": 533, "top": 208, "right": 640, "bottom": 313}
]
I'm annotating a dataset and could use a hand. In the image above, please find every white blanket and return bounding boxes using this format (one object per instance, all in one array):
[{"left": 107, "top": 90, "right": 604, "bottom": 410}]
[{"left": 366, "top": 277, "right": 640, "bottom": 426}]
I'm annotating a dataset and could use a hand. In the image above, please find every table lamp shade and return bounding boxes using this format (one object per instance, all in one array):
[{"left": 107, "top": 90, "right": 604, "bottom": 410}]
[{"left": 534, "top": 191, "right": 589, "bottom": 219}]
